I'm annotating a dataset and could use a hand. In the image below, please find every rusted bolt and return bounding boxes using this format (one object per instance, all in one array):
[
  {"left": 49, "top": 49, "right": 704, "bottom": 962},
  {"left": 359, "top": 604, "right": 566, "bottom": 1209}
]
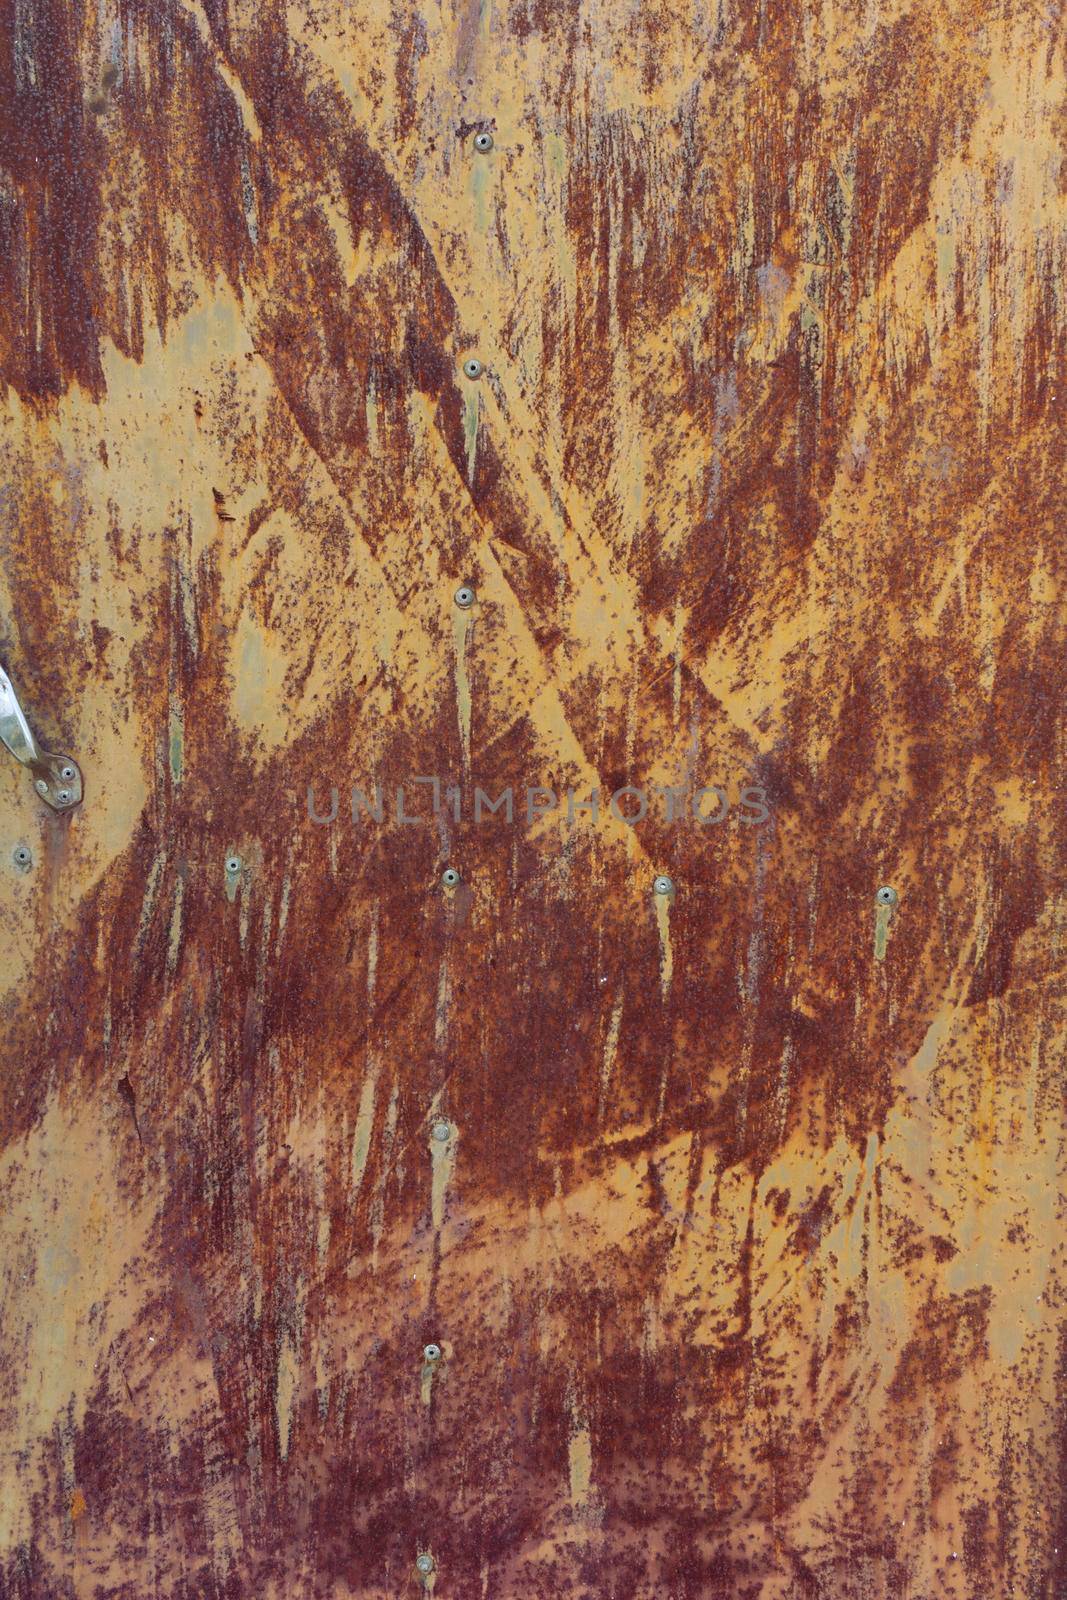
[
  {"left": 653, "top": 875, "right": 674, "bottom": 896},
  {"left": 441, "top": 867, "right": 460, "bottom": 888},
  {"left": 12, "top": 845, "right": 31, "bottom": 868},
  {"left": 454, "top": 585, "right": 476, "bottom": 609},
  {"left": 462, "top": 357, "right": 483, "bottom": 380},
  {"left": 423, "top": 1342, "right": 442, "bottom": 1363},
  {"left": 875, "top": 885, "right": 898, "bottom": 907},
  {"left": 416, "top": 1554, "right": 435, "bottom": 1575},
  {"left": 473, "top": 131, "right": 494, "bottom": 152},
  {"left": 431, "top": 1119, "right": 451, "bottom": 1143}
]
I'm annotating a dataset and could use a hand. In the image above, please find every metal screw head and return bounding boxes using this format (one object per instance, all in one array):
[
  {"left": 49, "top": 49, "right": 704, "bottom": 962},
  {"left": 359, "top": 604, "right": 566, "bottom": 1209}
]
[
  {"left": 653, "top": 875, "right": 675, "bottom": 896},
  {"left": 473, "top": 130, "right": 493, "bottom": 152},
  {"left": 431, "top": 1119, "right": 451, "bottom": 1143},
  {"left": 54, "top": 788, "right": 72, "bottom": 806},
  {"left": 454, "top": 585, "right": 475, "bottom": 609},
  {"left": 875, "top": 885, "right": 898, "bottom": 907},
  {"left": 423, "top": 1342, "right": 442, "bottom": 1363},
  {"left": 59, "top": 765, "right": 75, "bottom": 780},
  {"left": 415, "top": 1554, "right": 435, "bottom": 1575},
  {"left": 441, "top": 867, "right": 460, "bottom": 887},
  {"left": 462, "top": 357, "right": 483, "bottom": 380},
  {"left": 12, "top": 845, "right": 31, "bottom": 868},
  {"left": 226, "top": 855, "right": 241, "bottom": 874}
]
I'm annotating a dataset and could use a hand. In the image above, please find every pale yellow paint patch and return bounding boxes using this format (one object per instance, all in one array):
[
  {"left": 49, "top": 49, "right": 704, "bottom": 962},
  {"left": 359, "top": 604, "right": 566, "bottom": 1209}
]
[
  {"left": 231, "top": 611, "right": 288, "bottom": 744},
  {"left": 276, "top": 1333, "right": 299, "bottom": 1461},
  {"left": 350, "top": 1066, "right": 378, "bottom": 1196},
  {"left": 168, "top": 704, "right": 184, "bottom": 784},
  {"left": 874, "top": 900, "right": 894, "bottom": 962},
  {"left": 320, "top": 187, "right": 359, "bottom": 285},
  {"left": 655, "top": 890, "right": 674, "bottom": 999},
  {"left": 568, "top": 1419, "right": 593, "bottom": 1507},
  {"left": 463, "top": 385, "right": 480, "bottom": 482},
  {"left": 597, "top": 989, "right": 624, "bottom": 1120},
  {"left": 428, "top": 1118, "right": 457, "bottom": 1234},
  {"left": 166, "top": 875, "right": 184, "bottom": 976},
  {"left": 452, "top": 604, "right": 473, "bottom": 773}
]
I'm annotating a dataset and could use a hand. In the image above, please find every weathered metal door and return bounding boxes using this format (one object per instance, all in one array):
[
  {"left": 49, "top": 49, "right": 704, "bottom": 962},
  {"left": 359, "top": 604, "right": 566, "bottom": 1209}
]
[{"left": 1, "top": 0, "right": 1064, "bottom": 1595}]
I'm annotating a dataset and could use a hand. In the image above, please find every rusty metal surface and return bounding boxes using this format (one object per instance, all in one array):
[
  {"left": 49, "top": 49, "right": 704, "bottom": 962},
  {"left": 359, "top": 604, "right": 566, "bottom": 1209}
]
[{"left": 0, "top": 1, "right": 1065, "bottom": 1595}]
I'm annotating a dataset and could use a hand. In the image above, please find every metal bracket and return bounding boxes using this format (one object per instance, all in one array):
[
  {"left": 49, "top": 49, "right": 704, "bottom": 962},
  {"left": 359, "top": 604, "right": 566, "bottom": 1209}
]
[{"left": 0, "top": 664, "right": 83, "bottom": 812}]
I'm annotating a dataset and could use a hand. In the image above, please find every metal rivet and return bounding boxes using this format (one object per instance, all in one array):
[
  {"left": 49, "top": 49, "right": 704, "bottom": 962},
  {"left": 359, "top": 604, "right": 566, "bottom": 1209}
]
[
  {"left": 226, "top": 855, "right": 241, "bottom": 874},
  {"left": 54, "top": 788, "right": 72, "bottom": 806},
  {"left": 12, "top": 845, "right": 31, "bottom": 868},
  {"left": 423, "top": 1342, "right": 442, "bottom": 1363},
  {"left": 454, "top": 585, "right": 475, "bottom": 609},
  {"left": 653, "top": 875, "right": 674, "bottom": 896},
  {"left": 875, "top": 885, "right": 898, "bottom": 906},
  {"left": 473, "top": 131, "right": 493, "bottom": 152},
  {"left": 441, "top": 867, "right": 460, "bottom": 887},
  {"left": 35, "top": 779, "right": 49, "bottom": 795},
  {"left": 462, "top": 357, "right": 483, "bottom": 380},
  {"left": 431, "top": 1119, "right": 451, "bottom": 1142},
  {"left": 416, "top": 1554, "right": 435, "bottom": 1575},
  {"left": 59, "top": 764, "right": 75, "bottom": 780}
]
